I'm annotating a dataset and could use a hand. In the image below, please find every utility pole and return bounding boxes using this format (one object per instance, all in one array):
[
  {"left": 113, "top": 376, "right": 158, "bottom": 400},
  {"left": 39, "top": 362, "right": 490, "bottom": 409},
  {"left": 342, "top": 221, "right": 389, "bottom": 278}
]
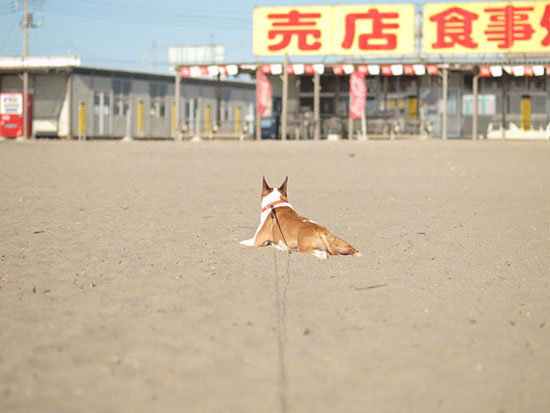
[
  {"left": 23, "top": 0, "right": 29, "bottom": 139},
  {"left": 21, "top": 0, "right": 41, "bottom": 139},
  {"left": 175, "top": 68, "right": 181, "bottom": 140}
]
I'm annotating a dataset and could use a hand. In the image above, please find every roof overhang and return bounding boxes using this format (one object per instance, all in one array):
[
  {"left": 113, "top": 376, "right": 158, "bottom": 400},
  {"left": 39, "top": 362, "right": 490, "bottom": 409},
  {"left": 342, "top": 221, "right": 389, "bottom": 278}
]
[{"left": 0, "top": 56, "right": 81, "bottom": 72}]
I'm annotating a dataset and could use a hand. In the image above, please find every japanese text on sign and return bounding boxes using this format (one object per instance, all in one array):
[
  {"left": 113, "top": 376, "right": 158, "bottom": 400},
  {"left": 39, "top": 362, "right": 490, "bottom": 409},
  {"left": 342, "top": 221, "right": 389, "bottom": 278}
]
[
  {"left": 424, "top": 2, "right": 550, "bottom": 54},
  {"left": 253, "top": 5, "right": 415, "bottom": 56}
]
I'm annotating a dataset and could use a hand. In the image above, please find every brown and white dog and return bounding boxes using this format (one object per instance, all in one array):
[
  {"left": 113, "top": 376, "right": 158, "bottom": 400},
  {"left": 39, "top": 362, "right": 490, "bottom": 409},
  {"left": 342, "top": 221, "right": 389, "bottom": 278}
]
[{"left": 240, "top": 177, "right": 360, "bottom": 259}]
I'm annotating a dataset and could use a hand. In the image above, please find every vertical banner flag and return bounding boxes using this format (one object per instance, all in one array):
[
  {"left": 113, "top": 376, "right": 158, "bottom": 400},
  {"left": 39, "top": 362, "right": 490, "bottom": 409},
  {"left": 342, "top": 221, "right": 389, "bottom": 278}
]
[
  {"left": 349, "top": 71, "right": 367, "bottom": 119},
  {"left": 257, "top": 70, "right": 272, "bottom": 118}
]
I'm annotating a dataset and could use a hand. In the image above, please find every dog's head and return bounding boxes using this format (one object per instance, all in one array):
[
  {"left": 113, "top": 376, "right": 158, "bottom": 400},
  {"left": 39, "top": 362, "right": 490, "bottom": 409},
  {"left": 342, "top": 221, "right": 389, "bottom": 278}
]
[{"left": 261, "top": 176, "right": 288, "bottom": 207}]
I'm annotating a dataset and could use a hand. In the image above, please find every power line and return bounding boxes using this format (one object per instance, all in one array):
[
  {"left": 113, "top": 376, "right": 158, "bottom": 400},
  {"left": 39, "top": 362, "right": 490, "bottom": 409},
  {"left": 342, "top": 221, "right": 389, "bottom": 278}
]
[
  {"left": 0, "top": 18, "right": 19, "bottom": 53},
  {"left": 39, "top": 9, "right": 251, "bottom": 30},
  {"left": 0, "top": 0, "right": 20, "bottom": 13},
  {"left": 30, "top": 0, "right": 251, "bottom": 29}
]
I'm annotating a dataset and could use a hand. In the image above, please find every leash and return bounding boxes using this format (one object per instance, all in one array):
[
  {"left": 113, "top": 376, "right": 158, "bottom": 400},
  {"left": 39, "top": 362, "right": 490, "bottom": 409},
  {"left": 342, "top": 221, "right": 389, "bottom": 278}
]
[
  {"left": 270, "top": 203, "right": 291, "bottom": 413},
  {"left": 270, "top": 203, "right": 291, "bottom": 254}
]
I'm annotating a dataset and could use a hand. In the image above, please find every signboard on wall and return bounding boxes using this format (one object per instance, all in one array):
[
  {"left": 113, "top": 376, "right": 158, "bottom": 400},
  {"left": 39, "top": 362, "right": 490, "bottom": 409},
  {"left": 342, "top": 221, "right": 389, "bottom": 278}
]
[
  {"left": 424, "top": 1, "right": 550, "bottom": 54},
  {"left": 254, "top": 2, "right": 550, "bottom": 57},
  {"left": 168, "top": 45, "right": 225, "bottom": 66},
  {"left": 253, "top": 4, "right": 415, "bottom": 56}
]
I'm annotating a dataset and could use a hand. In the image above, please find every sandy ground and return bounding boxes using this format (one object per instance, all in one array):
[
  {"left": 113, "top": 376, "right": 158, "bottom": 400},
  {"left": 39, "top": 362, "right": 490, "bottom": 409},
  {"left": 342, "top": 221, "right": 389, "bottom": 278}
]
[{"left": 0, "top": 139, "right": 549, "bottom": 413}]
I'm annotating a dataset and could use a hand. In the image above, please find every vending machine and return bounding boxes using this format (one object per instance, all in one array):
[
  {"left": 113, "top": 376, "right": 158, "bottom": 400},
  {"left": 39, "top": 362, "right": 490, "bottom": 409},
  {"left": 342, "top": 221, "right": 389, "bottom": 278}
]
[{"left": 0, "top": 92, "right": 33, "bottom": 138}]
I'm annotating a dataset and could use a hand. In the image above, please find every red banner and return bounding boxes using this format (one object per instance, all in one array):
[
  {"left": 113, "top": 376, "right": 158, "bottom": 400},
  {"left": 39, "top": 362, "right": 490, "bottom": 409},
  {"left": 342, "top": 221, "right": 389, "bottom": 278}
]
[
  {"left": 349, "top": 71, "right": 366, "bottom": 119},
  {"left": 257, "top": 70, "right": 272, "bottom": 118}
]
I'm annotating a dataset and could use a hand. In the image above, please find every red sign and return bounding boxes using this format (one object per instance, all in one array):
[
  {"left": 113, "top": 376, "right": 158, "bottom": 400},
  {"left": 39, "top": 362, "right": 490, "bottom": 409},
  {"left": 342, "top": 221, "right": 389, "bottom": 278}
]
[
  {"left": 349, "top": 71, "right": 367, "bottom": 119},
  {"left": 256, "top": 70, "right": 272, "bottom": 118}
]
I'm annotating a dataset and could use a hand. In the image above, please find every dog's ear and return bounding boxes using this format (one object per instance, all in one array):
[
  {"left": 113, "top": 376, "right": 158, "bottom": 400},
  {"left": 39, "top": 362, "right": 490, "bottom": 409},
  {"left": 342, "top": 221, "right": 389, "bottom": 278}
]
[
  {"left": 278, "top": 176, "right": 288, "bottom": 198},
  {"left": 262, "top": 176, "right": 272, "bottom": 197}
]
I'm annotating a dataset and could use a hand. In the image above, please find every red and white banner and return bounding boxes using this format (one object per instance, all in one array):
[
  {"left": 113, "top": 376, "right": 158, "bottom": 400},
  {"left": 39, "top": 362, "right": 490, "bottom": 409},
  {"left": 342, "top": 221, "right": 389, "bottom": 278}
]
[
  {"left": 349, "top": 71, "right": 367, "bottom": 119},
  {"left": 179, "top": 63, "right": 444, "bottom": 78},
  {"left": 257, "top": 70, "right": 272, "bottom": 118},
  {"left": 479, "top": 65, "right": 549, "bottom": 77}
]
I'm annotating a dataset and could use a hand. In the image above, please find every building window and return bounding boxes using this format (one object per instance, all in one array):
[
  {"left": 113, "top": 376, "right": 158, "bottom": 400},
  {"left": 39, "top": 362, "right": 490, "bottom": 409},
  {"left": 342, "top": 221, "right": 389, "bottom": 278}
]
[
  {"left": 149, "top": 82, "right": 167, "bottom": 118},
  {"left": 104, "top": 94, "right": 110, "bottom": 115},
  {"left": 113, "top": 79, "right": 131, "bottom": 117},
  {"left": 93, "top": 93, "right": 101, "bottom": 115},
  {"left": 222, "top": 88, "right": 231, "bottom": 101},
  {"left": 114, "top": 99, "right": 129, "bottom": 116},
  {"left": 532, "top": 95, "right": 546, "bottom": 114},
  {"left": 150, "top": 99, "right": 166, "bottom": 118},
  {"left": 185, "top": 100, "right": 190, "bottom": 118}
]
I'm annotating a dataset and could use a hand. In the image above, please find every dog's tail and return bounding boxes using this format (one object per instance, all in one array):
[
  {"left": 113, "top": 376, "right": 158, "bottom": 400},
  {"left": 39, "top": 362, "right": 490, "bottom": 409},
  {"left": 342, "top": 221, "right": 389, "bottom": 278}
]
[{"left": 318, "top": 230, "right": 361, "bottom": 256}]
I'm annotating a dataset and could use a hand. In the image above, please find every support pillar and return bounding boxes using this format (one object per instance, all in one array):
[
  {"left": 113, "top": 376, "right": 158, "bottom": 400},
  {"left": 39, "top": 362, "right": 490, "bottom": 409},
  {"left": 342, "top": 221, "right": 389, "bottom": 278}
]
[
  {"left": 501, "top": 74, "right": 507, "bottom": 140},
  {"left": 313, "top": 70, "right": 320, "bottom": 140},
  {"left": 281, "top": 54, "right": 288, "bottom": 140},
  {"left": 442, "top": 65, "right": 448, "bottom": 140},
  {"left": 472, "top": 73, "right": 479, "bottom": 140},
  {"left": 175, "top": 68, "right": 181, "bottom": 140},
  {"left": 66, "top": 72, "right": 73, "bottom": 139},
  {"left": 383, "top": 75, "right": 388, "bottom": 136},
  {"left": 216, "top": 72, "right": 221, "bottom": 134}
]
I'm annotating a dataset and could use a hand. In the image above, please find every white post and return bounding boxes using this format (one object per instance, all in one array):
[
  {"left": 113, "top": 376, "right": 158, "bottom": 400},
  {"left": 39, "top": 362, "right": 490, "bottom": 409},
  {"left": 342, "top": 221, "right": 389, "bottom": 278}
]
[
  {"left": 66, "top": 73, "right": 73, "bottom": 139},
  {"left": 109, "top": 90, "right": 114, "bottom": 136},
  {"left": 190, "top": 98, "right": 196, "bottom": 136},
  {"left": 194, "top": 98, "right": 201, "bottom": 140},
  {"left": 361, "top": 110, "right": 367, "bottom": 140},
  {"left": 99, "top": 91, "right": 104, "bottom": 136},
  {"left": 122, "top": 100, "right": 132, "bottom": 141},
  {"left": 175, "top": 69, "right": 181, "bottom": 140}
]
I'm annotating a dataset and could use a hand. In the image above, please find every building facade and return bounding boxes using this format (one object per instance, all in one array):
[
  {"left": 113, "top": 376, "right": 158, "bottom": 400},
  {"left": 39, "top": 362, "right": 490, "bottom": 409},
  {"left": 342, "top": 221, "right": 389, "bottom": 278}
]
[
  {"left": 0, "top": 62, "right": 255, "bottom": 139},
  {"left": 255, "top": 65, "right": 550, "bottom": 140}
]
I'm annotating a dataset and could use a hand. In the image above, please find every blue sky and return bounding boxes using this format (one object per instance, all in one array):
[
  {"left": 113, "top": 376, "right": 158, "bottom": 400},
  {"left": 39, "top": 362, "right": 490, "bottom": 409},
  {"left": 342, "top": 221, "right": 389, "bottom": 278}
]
[{"left": 1, "top": 0, "right": 443, "bottom": 73}]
